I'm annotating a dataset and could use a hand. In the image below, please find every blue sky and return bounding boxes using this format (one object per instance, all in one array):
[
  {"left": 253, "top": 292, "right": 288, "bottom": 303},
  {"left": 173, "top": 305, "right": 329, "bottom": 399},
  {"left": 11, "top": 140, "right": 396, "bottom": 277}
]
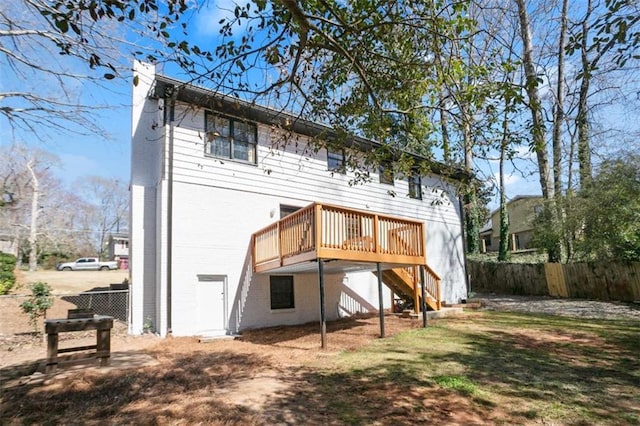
[
  {"left": 0, "top": 87, "right": 132, "bottom": 187},
  {"left": 50, "top": 78, "right": 132, "bottom": 186}
]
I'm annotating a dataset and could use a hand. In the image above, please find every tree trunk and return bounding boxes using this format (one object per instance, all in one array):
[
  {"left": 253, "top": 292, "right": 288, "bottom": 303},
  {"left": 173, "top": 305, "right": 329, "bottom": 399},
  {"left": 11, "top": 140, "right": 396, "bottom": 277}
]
[
  {"left": 514, "top": 0, "right": 554, "bottom": 201},
  {"left": 553, "top": 0, "right": 568, "bottom": 197},
  {"left": 577, "top": 0, "right": 594, "bottom": 190},
  {"left": 552, "top": 0, "right": 569, "bottom": 261},
  {"left": 462, "top": 111, "right": 480, "bottom": 254},
  {"left": 498, "top": 125, "right": 509, "bottom": 262},
  {"left": 514, "top": 0, "right": 561, "bottom": 262},
  {"left": 26, "top": 160, "right": 39, "bottom": 272},
  {"left": 439, "top": 89, "right": 450, "bottom": 163}
]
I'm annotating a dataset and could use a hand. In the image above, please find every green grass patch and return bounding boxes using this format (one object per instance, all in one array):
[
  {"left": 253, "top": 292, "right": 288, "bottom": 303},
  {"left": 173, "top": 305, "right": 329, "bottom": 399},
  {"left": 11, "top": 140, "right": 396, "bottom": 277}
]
[
  {"left": 315, "top": 311, "right": 640, "bottom": 425},
  {"left": 434, "top": 375, "right": 478, "bottom": 395}
]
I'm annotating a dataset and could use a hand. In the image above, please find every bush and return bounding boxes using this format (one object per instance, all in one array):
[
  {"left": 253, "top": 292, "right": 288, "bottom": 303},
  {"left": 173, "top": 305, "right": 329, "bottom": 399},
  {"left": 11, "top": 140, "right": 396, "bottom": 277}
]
[
  {"left": 0, "top": 252, "right": 17, "bottom": 294},
  {"left": 20, "top": 282, "right": 54, "bottom": 333},
  {"left": 40, "top": 253, "right": 72, "bottom": 270}
]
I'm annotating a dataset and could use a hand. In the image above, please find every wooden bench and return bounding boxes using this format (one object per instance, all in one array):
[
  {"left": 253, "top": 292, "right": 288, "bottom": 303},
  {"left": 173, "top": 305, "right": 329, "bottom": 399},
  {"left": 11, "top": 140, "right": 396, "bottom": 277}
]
[{"left": 45, "top": 314, "right": 114, "bottom": 373}]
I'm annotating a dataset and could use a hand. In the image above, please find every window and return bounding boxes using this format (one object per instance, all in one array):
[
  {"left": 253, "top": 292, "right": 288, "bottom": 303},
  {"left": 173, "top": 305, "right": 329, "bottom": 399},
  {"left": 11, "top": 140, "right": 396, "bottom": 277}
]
[
  {"left": 280, "top": 205, "right": 301, "bottom": 219},
  {"left": 327, "top": 149, "right": 346, "bottom": 173},
  {"left": 378, "top": 162, "right": 394, "bottom": 185},
  {"left": 408, "top": 173, "right": 422, "bottom": 200},
  {"left": 205, "top": 112, "right": 257, "bottom": 163},
  {"left": 270, "top": 276, "right": 294, "bottom": 310}
]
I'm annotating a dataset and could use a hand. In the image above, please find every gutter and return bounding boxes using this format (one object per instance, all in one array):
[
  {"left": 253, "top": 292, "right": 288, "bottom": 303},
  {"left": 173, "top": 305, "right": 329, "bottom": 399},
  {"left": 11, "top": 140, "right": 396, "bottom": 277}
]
[{"left": 459, "top": 196, "right": 471, "bottom": 301}]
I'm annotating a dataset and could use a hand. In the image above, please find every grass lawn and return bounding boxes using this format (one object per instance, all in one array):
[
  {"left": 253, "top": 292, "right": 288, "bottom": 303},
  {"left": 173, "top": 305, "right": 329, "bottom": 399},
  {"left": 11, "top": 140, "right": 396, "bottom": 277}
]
[
  {"left": 316, "top": 312, "right": 640, "bottom": 425},
  {"left": 2, "top": 311, "right": 638, "bottom": 425}
]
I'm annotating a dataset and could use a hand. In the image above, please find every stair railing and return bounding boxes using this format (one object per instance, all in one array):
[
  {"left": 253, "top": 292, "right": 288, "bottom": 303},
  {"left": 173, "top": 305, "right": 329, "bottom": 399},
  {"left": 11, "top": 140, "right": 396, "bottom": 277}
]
[{"left": 422, "top": 264, "right": 442, "bottom": 310}]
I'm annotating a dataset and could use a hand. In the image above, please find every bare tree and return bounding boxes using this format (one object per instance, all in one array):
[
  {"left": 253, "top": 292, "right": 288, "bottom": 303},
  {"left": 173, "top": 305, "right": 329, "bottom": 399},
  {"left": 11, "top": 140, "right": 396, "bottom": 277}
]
[
  {"left": 0, "top": 144, "right": 60, "bottom": 269},
  {"left": 0, "top": 0, "right": 171, "bottom": 140},
  {"left": 79, "top": 176, "right": 129, "bottom": 257}
]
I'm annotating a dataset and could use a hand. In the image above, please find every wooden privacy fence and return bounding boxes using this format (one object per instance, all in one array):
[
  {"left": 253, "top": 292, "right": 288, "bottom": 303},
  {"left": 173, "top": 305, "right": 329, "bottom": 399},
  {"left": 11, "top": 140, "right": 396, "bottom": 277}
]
[{"left": 468, "top": 261, "right": 640, "bottom": 302}]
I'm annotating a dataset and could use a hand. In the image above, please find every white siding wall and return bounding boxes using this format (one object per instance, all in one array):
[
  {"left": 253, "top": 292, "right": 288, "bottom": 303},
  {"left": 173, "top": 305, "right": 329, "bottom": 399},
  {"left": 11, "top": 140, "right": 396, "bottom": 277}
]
[
  {"left": 163, "top": 104, "right": 466, "bottom": 335},
  {"left": 169, "top": 106, "right": 460, "bottom": 227},
  {"left": 131, "top": 64, "right": 467, "bottom": 336}
]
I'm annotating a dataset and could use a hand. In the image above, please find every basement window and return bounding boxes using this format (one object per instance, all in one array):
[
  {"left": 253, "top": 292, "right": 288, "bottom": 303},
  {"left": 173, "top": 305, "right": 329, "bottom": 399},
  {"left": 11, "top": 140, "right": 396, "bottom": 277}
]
[{"left": 270, "top": 276, "right": 294, "bottom": 310}]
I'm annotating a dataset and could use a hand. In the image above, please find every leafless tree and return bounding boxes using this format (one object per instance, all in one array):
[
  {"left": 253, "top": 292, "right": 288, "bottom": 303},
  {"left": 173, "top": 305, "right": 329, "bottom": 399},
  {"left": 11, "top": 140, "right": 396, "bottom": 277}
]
[{"left": 0, "top": 0, "right": 164, "bottom": 140}]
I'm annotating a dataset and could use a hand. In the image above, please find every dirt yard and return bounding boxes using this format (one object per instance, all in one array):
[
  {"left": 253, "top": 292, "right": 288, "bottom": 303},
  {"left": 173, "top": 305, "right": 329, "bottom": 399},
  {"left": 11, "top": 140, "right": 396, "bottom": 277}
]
[
  {"left": 0, "top": 269, "right": 130, "bottom": 337},
  {"left": 14, "top": 269, "right": 129, "bottom": 293},
  {"left": 1, "top": 294, "right": 638, "bottom": 425}
]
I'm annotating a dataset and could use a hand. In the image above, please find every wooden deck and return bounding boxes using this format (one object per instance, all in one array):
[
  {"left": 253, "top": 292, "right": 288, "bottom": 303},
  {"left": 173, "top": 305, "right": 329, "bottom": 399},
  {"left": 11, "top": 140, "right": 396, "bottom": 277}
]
[
  {"left": 252, "top": 202, "right": 441, "bottom": 311},
  {"left": 253, "top": 202, "right": 427, "bottom": 272}
]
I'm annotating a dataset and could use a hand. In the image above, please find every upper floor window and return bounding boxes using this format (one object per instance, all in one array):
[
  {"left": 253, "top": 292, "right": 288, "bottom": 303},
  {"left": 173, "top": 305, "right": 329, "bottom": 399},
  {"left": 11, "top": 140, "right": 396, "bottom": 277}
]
[
  {"left": 327, "top": 149, "right": 346, "bottom": 174},
  {"left": 378, "top": 162, "right": 394, "bottom": 185},
  {"left": 205, "top": 112, "right": 257, "bottom": 163},
  {"left": 408, "top": 173, "right": 422, "bottom": 200}
]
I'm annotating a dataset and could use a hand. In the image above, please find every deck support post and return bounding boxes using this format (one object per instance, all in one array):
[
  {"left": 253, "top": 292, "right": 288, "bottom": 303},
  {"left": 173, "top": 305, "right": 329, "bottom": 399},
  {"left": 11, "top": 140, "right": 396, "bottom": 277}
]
[
  {"left": 318, "top": 259, "right": 327, "bottom": 349},
  {"left": 420, "top": 266, "right": 428, "bottom": 327},
  {"left": 376, "top": 262, "right": 385, "bottom": 338}
]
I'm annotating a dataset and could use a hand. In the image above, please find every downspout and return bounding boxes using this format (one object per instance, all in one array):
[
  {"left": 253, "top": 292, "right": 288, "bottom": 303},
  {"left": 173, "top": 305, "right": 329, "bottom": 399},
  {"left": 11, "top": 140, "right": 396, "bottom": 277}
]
[
  {"left": 459, "top": 196, "right": 471, "bottom": 301},
  {"left": 165, "top": 87, "right": 177, "bottom": 335}
]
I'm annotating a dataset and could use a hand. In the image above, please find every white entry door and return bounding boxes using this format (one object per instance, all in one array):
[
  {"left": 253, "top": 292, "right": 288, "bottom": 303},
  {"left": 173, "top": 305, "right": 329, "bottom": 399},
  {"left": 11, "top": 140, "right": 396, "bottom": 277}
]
[{"left": 196, "top": 275, "right": 227, "bottom": 335}]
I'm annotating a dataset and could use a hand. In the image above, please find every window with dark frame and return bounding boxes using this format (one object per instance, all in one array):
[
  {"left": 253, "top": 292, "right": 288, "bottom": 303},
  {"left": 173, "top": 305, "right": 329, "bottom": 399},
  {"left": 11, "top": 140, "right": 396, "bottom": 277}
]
[
  {"left": 280, "top": 205, "right": 301, "bottom": 219},
  {"left": 378, "top": 162, "right": 394, "bottom": 185},
  {"left": 327, "top": 149, "right": 346, "bottom": 173},
  {"left": 408, "top": 173, "right": 422, "bottom": 199},
  {"left": 205, "top": 112, "right": 257, "bottom": 163},
  {"left": 270, "top": 276, "right": 294, "bottom": 310}
]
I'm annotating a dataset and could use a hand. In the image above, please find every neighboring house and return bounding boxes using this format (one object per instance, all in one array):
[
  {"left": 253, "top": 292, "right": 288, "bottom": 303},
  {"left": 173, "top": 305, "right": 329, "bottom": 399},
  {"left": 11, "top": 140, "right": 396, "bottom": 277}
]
[
  {"left": 107, "top": 233, "right": 129, "bottom": 269},
  {"left": 479, "top": 195, "right": 544, "bottom": 252},
  {"left": 130, "top": 62, "right": 469, "bottom": 338},
  {"left": 0, "top": 232, "right": 17, "bottom": 257}
]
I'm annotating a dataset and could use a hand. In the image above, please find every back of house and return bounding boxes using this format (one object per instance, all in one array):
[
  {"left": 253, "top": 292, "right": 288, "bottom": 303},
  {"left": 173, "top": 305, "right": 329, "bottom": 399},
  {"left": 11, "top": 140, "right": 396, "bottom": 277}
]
[{"left": 129, "top": 61, "right": 468, "bottom": 337}]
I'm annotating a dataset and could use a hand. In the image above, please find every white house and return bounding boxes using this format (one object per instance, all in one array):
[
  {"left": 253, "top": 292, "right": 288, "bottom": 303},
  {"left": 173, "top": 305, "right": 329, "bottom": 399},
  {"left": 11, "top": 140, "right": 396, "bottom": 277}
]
[
  {"left": 107, "top": 232, "right": 129, "bottom": 269},
  {"left": 130, "top": 62, "right": 469, "bottom": 340}
]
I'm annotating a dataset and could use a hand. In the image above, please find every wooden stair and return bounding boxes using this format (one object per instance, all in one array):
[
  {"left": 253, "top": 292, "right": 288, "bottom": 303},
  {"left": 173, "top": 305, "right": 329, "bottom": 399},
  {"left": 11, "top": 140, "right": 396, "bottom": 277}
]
[{"left": 378, "top": 265, "right": 441, "bottom": 312}]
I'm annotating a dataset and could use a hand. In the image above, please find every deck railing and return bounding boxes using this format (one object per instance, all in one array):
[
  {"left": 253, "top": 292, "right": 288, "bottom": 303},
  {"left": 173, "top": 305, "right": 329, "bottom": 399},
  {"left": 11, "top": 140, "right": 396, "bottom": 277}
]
[
  {"left": 253, "top": 202, "right": 426, "bottom": 271},
  {"left": 423, "top": 264, "right": 442, "bottom": 310}
]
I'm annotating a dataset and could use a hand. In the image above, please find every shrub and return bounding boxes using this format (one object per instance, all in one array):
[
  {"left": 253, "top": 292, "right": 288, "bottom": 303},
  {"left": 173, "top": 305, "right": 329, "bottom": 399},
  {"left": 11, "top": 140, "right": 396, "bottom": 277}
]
[
  {"left": 40, "top": 253, "right": 72, "bottom": 270},
  {"left": 0, "top": 253, "right": 17, "bottom": 295},
  {"left": 20, "top": 282, "right": 54, "bottom": 333}
]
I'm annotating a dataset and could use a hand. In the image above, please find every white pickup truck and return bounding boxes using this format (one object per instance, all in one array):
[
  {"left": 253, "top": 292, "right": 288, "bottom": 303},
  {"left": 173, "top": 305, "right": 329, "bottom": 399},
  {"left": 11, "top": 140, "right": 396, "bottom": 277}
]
[{"left": 56, "top": 257, "right": 119, "bottom": 271}]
